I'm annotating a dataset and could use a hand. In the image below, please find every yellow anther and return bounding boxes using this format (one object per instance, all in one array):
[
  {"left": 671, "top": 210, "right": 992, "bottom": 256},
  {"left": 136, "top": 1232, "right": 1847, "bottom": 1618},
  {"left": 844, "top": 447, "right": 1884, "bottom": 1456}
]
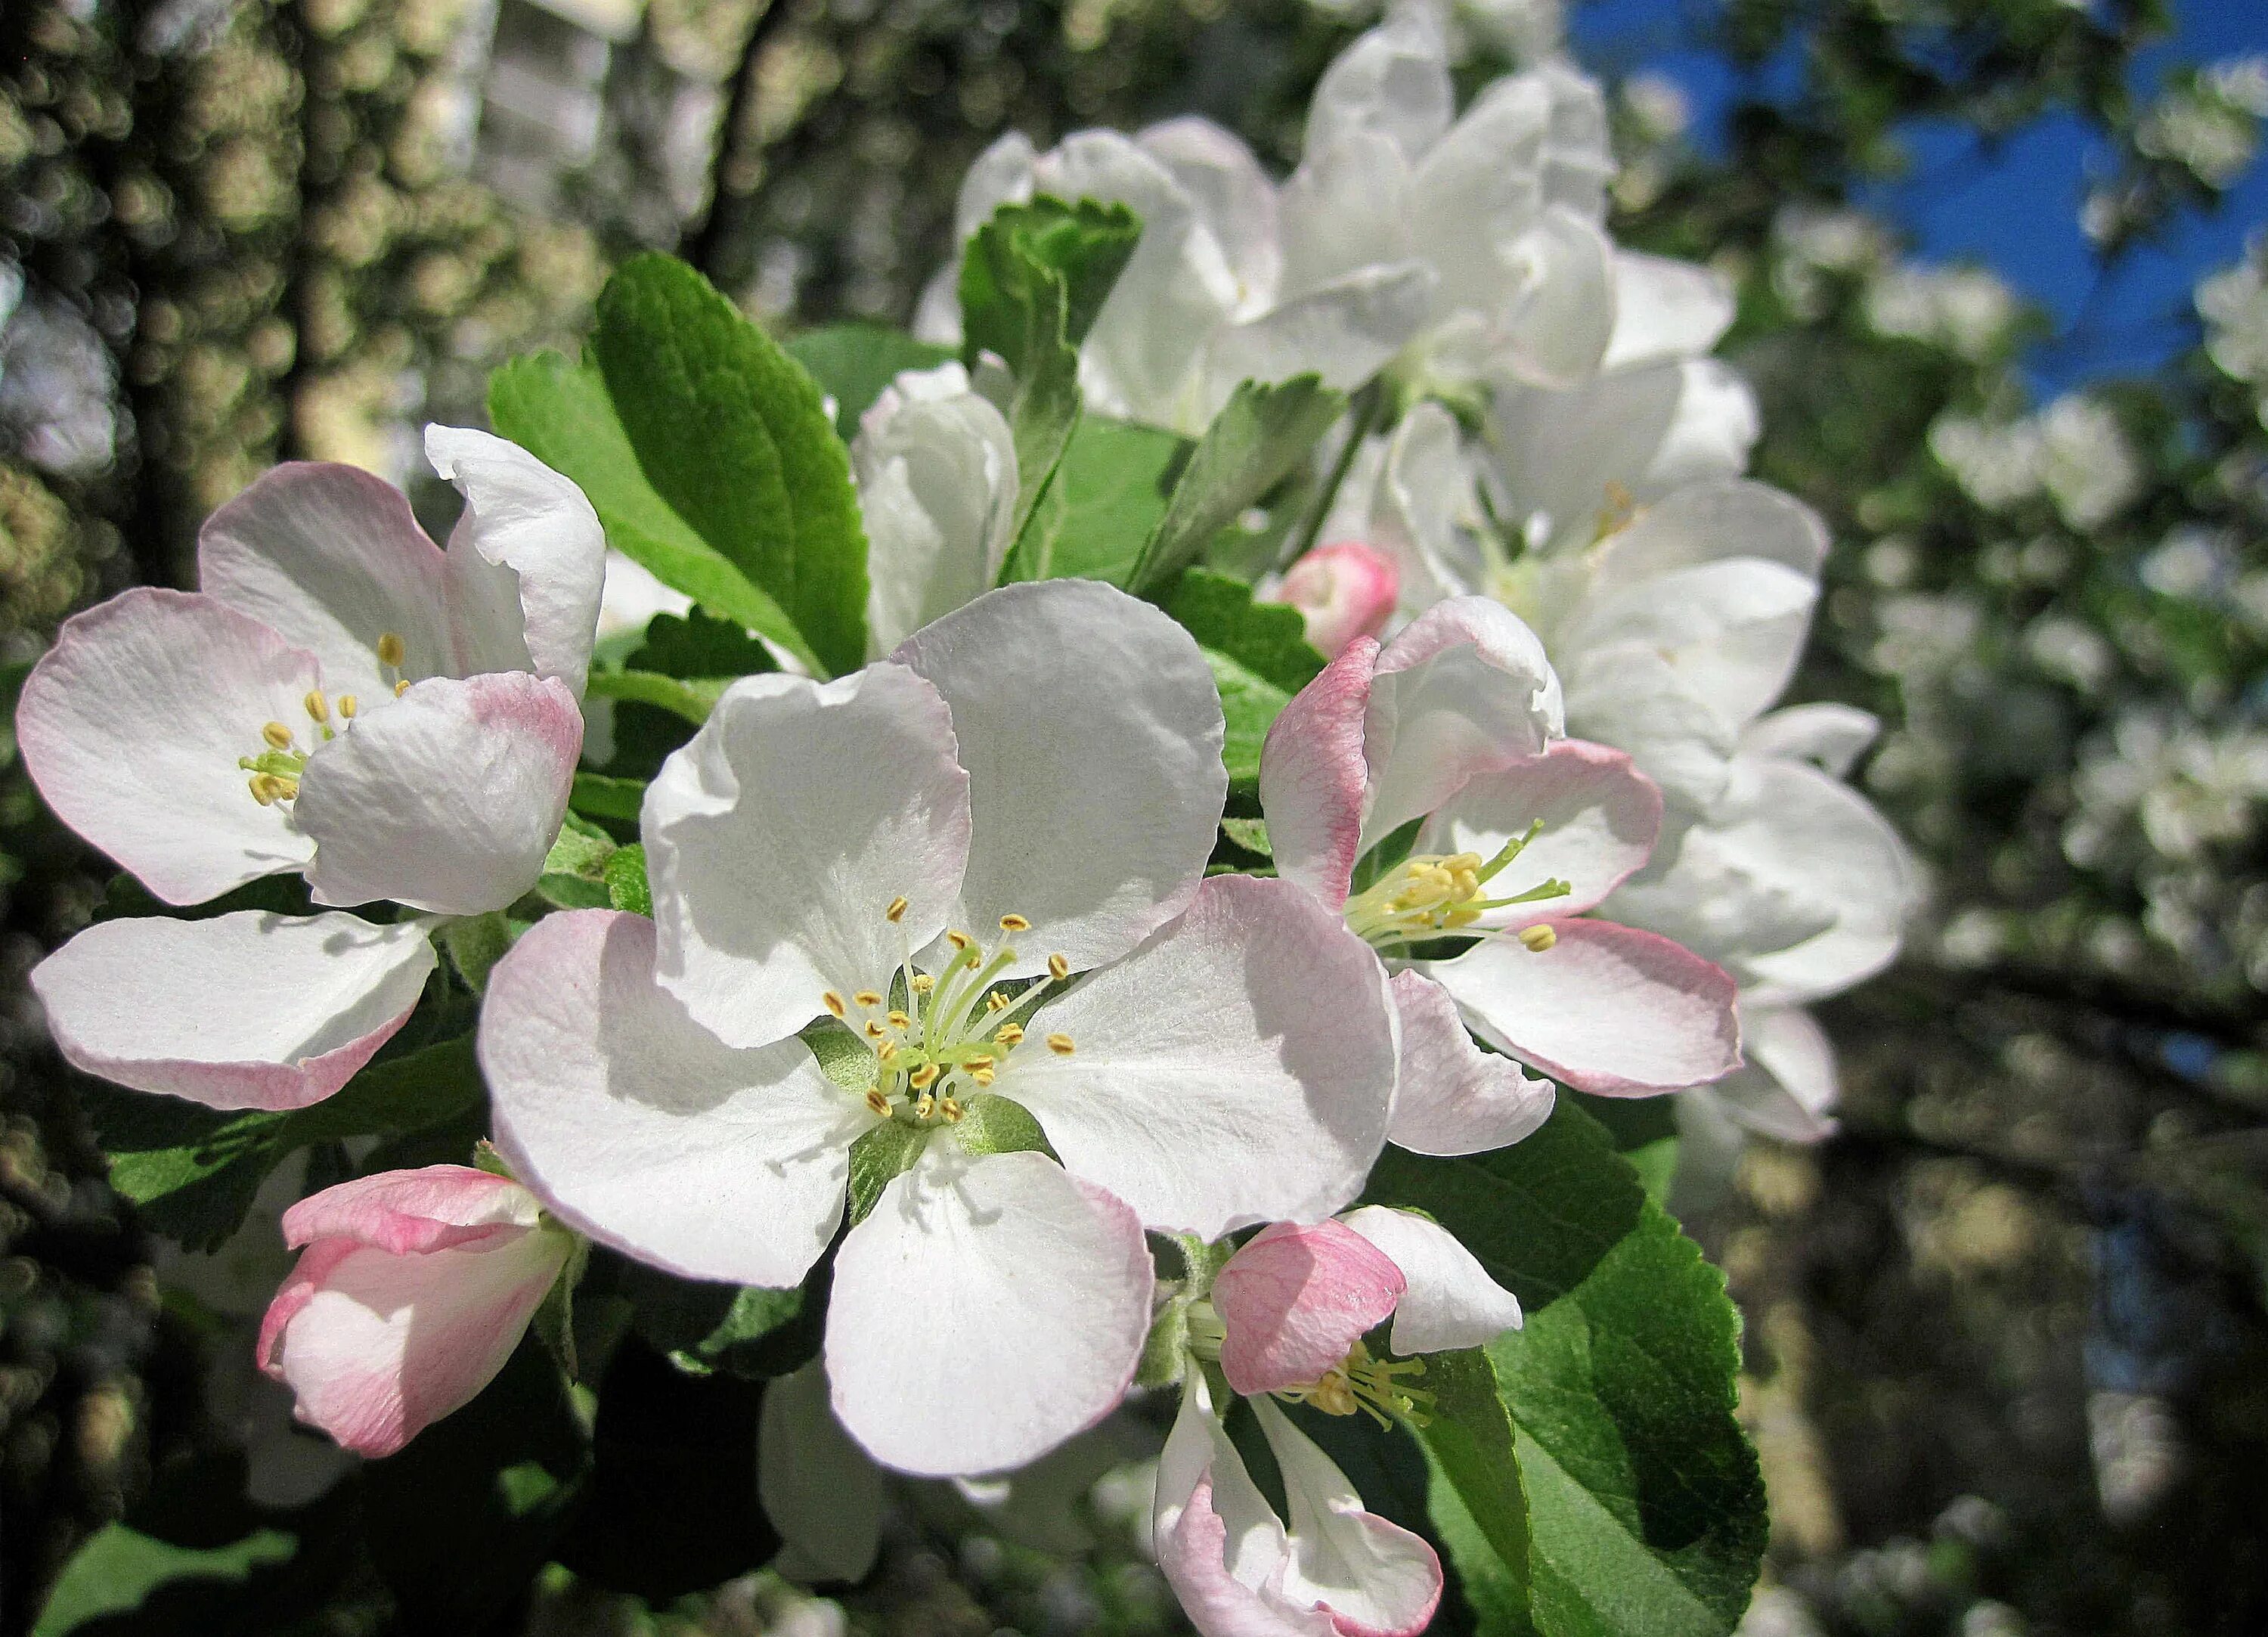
[
  {"left": 967, "top": 1068, "right": 994, "bottom": 1087},
  {"left": 946, "top": 930, "right": 972, "bottom": 952},
  {"left": 823, "top": 991, "right": 847, "bottom": 1018},
  {"left": 863, "top": 1021, "right": 886, "bottom": 1039},
  {"left": 909, "top": 1063, "right": 940, "bottom": 1090},
  {"left": 304, "top": 690, "right": 330, "bottom": 724},
  {"left": 393, "top": 679, "right": 411, "bottom": 697},
  {"left": 1046, "top": 1032, "right": 1076, "bottom": 1056},
  {"left": 915, "top": 1093, "right": 936, "bottom": 1120},
  {"left": 336, "top": 694, "right": 358, "bottom": 720},
  {"left": 1047, "top": 953, "right": 1070, "bottom": 982},
  {"left": 985, "top": 991, "right": 1011, "bottom": 1012},
  {"left": 911, "top": 973, "right": 934, "bottom": 994},
  {"left": 248, "top": 775, "right": 276, "bottom": 806},
  {"left": 1518, "top": 925, "right": 1557, "bottom": 953},
  {"left": 994, "top": 1023, "right": 1024, "bottom": 1046},
  {"left": 875, "top": 1040, "right": 899, "bottom": 1065},
  {"left": 854, "top": 991, "right": 883, "bottom": 1009},
  {"left": 887, "top": 1010, "right": 912, "bottom": 1030},
  {"left": 885, "top": 894, "right": 909, "bottom": 923},
  {"left": 999, "top": 913, "right": 1031, "bottom": 933},
  {"left": 261, "top": 720, "right": 293, "bottom": 749},
  {"left": 963, "top": 1054, "right": 995, "bottom": 1072},
  {"left": 376, "top": 631, "right": 406, "bottom": 668},
  {"left": 865, "top": 1090, "right": 891, "bottom": 1118},
  {"left": 940, "top": 1096, "right": 967, "bottom": 1121}
]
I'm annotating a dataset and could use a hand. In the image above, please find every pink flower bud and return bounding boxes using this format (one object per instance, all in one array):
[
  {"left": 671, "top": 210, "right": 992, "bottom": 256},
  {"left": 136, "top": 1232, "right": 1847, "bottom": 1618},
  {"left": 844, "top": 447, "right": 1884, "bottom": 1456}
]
[
  {"left": 1211, "top": 1218, "right": 1405, "bottom": 1397},
  {"left": 1269, "top": 542, "right": 1400, "bottom": 656},
  {"left": 257, "top": 1165, "right": 572, "bottom": 1458}
]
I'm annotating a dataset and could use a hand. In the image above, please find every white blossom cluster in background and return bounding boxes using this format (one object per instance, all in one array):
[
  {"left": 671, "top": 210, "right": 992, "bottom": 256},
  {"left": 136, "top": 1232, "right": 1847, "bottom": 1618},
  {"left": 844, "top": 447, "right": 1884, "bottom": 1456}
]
[
  {"left": 2198, "top": 231, "right": 2268, "bottom": 428},
  {"left": 1929, "top": 396, "right": 2144, "bottom": 531}
]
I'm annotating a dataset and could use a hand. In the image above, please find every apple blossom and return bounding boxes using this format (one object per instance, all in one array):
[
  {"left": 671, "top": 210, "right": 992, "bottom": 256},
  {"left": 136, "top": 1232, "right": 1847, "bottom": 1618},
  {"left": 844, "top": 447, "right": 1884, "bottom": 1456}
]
[
  {"left": 913, "top": 3, "right": 1615, "bottom": 433},
  {"left": 1259, "top": 596, "right": 1743, "bottom": 1152},
  {"left": 1265, "top": 541, "right": 1401, "bottom": 657},
  {"left": 256, "top": 1165, "right": 575, "bottom": 1459},
  {"left": 478, "top": 579, "right": 1402, "bottom": 1477},
  {"left": 22, "top": 427, "right": 603, "bottom": 1110}
]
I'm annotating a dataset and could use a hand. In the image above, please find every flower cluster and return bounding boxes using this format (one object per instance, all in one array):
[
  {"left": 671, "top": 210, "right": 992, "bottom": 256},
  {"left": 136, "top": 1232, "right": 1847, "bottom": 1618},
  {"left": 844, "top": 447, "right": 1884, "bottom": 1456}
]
[{"left": 18, "top": 3, "right": 1913, "bottom": 1629}]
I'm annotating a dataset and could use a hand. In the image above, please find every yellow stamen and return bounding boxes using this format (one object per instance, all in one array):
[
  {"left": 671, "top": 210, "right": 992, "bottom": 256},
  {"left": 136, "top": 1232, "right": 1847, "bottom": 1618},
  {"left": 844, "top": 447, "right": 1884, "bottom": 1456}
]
[
  {"left": 1518, "top": 925, "right": 1557, "bottom": 953},
  {"left": 304, "top": 690, "right": 330, "bottom": 724},
  {"left": 1047, "top": 953, "right": 1070, "bottom": 981},
  {"left": 946, "top": 931, "right": 972, "bottom": 952},
  {"left": 886, "top": 1010, "right": 912, "bottom": 1030},
  {"left": 915, "top": 1093, "right": 936, "bottom": 1119},
  {"left": 875, "top": 1040, "right": 899, "bottom": 1064},
  {"left": 1046, "top": 1032, "right": 1076, "bottom": 1056},
  {"left": 994, "top": 1024, "right": 1024, "bottom": 1046},
  {"left": 885, "top": 894, "right": 909, "bottom": 923},
  {"left": 985, "top": 991, "right": 1011, "bottom": 1012},
  {"left": 865, "top": 1090, "right": 891, "bottom": 1118},
  {"left": 248, "top": 776, "right": 277, "bottom": 806},
  {"left": 261, "top": 720, "right": 293, "bottom": 749},
  {"left": 909, "top": 1063, "right": 940, "bottom": 1090},
  {"left": 854, "top": 991, "right": 883, "bottom": 1009},
  {"left": 963, "top": 1054, "right": 995, "bottom": 1073},
  {"left": 968, "top": 1068, "right": 993, "bottom": 1087},
  {"left": 394, "top": 678, "right": 411, "bottom": 697},
  {"left": 823, "top": 991, "right": 847, "bottom": 1018},
  {"left": 999, "top": 913, "right": 1031, "bottom": 933},
  {"left": 863, "top": 1021, "right": 886, "bottom": 1039},
  {"left": 940, "top": 1097, "right": 966, "bottom": 1121},
  {"left": 336, "top": 694, "right": 358, "bottom": 720},
  {"left": 911, "top": 974, "right": 934, "bottom": 994},
  {"left": 376, "top": 631, "right": 406, "bottom": 668}
]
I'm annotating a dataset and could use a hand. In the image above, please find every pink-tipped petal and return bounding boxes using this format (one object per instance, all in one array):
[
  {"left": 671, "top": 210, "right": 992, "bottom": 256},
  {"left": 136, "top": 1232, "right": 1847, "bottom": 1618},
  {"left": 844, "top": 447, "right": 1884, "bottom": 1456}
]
[
  {"left": 1214, "top": 1220, "right": 1405, "bottom": 1397},
  {"left": 1428, "top": 917, "right": 1742, "bottom": 1096},
  {"left": 1253, "top": 1398, "right": 1442, "bottom": 1637},
  {"left": 258, "top": 1218, "right": 569, "bottom": 1458},
  {"left": 1259, "top": 637, "right": 1379, "bottom": 909},
  {"left": 1383, "top": 970, "right": 1554, "bottom": 1156},
  {"left": 1269, "top": 544, "right": 1399, "bottom": 659},
  {"left": 1339, "top": 1206, "right": 1523, "bottom": 1353},
  {"left": 1154, "top": 1374, "right": 1331, "bottom": 1637},
  {"left": 17, "top": 589, "right": 321, "bottom": 904},
  {"left": 1418, "top": 739, "right": 1663, "bottom": 923},
  {"left": 30, "top": 911, "right": 434, "bottom": 1111},
  {"left": 280, "top": 1165, "right": 545, "bottom": 1255},
  {"left": 296, "top": 671, "right": 581, "bottom": 916}
]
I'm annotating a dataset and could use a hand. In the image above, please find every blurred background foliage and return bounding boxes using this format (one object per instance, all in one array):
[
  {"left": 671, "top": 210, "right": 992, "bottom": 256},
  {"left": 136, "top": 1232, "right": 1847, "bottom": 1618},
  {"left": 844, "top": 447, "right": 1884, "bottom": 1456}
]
[{"left": 3, "top": 0, "right": 2267, "bottom": 1632}]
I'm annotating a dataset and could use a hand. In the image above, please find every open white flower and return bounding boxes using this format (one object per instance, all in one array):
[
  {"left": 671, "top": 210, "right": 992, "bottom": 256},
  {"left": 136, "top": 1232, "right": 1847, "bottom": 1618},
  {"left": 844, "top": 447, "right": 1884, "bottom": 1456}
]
[
  {"left": 23, "top": 428, "right": 603, "bottom": 1110},
  {"left": 1259, "top": 597, "right": 1744, "bottom": 1151},
  {"left": 478, "top": 580, "right": 1402, "bottom": 1478},
  {"left": 916, "top": 5, "right": 1614, "bottom": 434}
]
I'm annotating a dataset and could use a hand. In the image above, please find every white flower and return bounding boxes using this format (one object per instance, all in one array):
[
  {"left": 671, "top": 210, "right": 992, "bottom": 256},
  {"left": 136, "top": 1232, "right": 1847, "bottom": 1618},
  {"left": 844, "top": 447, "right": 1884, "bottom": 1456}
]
[
  {"left": 23, "top": 428, "right": 604, "bottom": 1111},
  {"left": 477, "top": 580, "right": 1402, "bottom": 1477},
  {"left": 916, "top": 5, "right": 1616, "bottom": 434}
]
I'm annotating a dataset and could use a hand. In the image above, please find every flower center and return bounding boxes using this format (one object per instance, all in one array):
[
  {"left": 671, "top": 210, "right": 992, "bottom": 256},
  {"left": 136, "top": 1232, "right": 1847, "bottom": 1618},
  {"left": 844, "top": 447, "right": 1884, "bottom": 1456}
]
[
  {"left": 823, "top": 905, "right": 1074, "bottom": 1129},
  {"left": 236, "top": 630, "right": 411, "bottom": 809},
  {"left": 1342, "top": 822, "right": 1569, "bottom": 953},
  {"left": 1278, "top": 1338, "right": 1433, "bottom": 1428}
]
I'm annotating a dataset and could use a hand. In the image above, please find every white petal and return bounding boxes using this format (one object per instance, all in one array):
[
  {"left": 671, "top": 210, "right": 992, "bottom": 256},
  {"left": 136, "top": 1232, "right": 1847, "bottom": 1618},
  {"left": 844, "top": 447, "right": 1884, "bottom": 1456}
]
[
  {"left": 427, "top": 426, "right": 607, "bottom": 696},
  {"left": 1487, "top": 206, "right": 1617, "bottom": 391},
  {"left": 1204, "top": 264, "right": 1438, "bottom": 416},
  {"left": 854, "top": 368, "right": 1020, "bottom": 656},
  {"left": 1562, "top": 556, "right": 1818, "bottom": 734},
  {"left": 197, "top": 462, "right": 454, "bottom": 703},
  {"left": 481, "top": 910, "right": 870, "bottom": 1288},
  {"left": 1534, "top": 62, "right": 1614, "bottom": 216},
  {"left": 1259, "top": 637, "right": 1379, "bottom": 910},
  {"left": 1154, "top": 1374, "right": 1329, "bottom": 1637},
  {"left": 1137, "top": 117, "right": 1283, "bottom": 309},
  {"left": 1588, "top": 481, "right": 1829, "bottom": 591},
  {"left": 891, "top": 581, "right": 1225, "bottom": 979},
  {"left": 998, "top": 876, "right": 1396, "bottom": 1239},
  {"left": 1304, "top": 9, "right": 1452, "bottom": 160},
  {"left": 1602, "top": 251, "right": 1737, "bottom": 370},
  {"left": 595, "top": 548, "right": 695, "bottom": 641},
  {"left": 1697, "top": 1004, "right": 1839, "bottom": 1142},
  {"left": 1340, "top": 1205, "right": 1524, "bottom": 1353},
  {"left": 1407, "top": 77, "right": 1549, "bottom": 320},
  {"left": 1738, "top": 702, "right": 1880, "bottom": 778},
  {"left": 759, "top": 1360, "right": 885, "bottom": 1583},
  {"left": 1559, "top": 641, "right": 1737, "bottom": 819},
  {"left": 1428, "top": 917, "right": 1742, "bottom": 1096},
  {"left": 1277, "top": 132, "right": 1416, "bottom": 302},
  {"left": 1418, "top": 739, "right": 1662, "bottom": 922},
  {"left": 1383, "top": 971, "right": 1553, "bottom": 1157},
  {"left": 31, "top": 911, "right": 433, "bottom": 1111},
  {"left": 16, "top": 589, "right": 318, "bottom": 904},
  {"left": 1361, "top": 597, "right": 1563, "bottom": 848},
  {"left": 1253, "top": 1397, "right": 1442, "bottom": 1637},
  {"left": 296, "top": 672, "right": 581, "bottom": 916},
  {"left": 826, "top": 1144, "right": 1152, "bottom": 1477},
  {"left": 645, "top": 663, "right": 971, "bottom": 1049}
]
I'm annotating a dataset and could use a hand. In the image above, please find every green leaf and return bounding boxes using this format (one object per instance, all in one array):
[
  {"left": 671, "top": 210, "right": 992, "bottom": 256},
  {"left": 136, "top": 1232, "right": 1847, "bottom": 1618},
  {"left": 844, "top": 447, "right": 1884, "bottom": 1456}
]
[
  {"left": 584, "top": 668, "right": 727, "bottom": 724},
  {"left": 587, "top": 254, "right": 869, "bottom": 677},
  {"left": 488, "top": 352, "right": 820, "bottom": 674},
  {"left": 437, "top": 910, "right": 511, "bottom": 995},
  {"left": 786, "top": 323, "right": 956, "bottom": 441},
  {"left": 1204, "top": 647, "right": 1294, "bottom": 793},
  {"left": 1572, "top": 1091, "right": 1682, "bottom": 1208},
  {"left": 951, "top": 1093, "right": 1055, "bottom": 1158},
  {"left": 628, "top": 606, "right": 779, "bottom": 681},
  {"left": 604, "top": 844, "right": 652, "bottom": 916},
  {"left": 31, "top": 1522, "right": 298, "bottom": 1635},
  {"left": 1129, "top": 377, "right": 1346, "bottom": 597},
  {"left": 1367, "top": 1103, "right": 1766, "bottom": 1637},
  {"left": 570, "top": 771, "right": 646, "bottom": 822},
  {"left": 800, "top": 1017, "right": 877, "bottom": 1093},
  {"left": 1420, "top": 1348, "right": 1533, "bottom": 1634},
  {"left": 538, "top": 817, "right": 618, "bottom": 910},
  {"left": 845, "top": 1121, "right": 927, "bottom": 1226},
  {"left": 1165, "top": 568, "right": 1328, "bottom": 695},
  {"left": 1220, "top": 816, "right": 1273, "bottom": 857},
  {"left": 1005, "top": 414, "right": 1184, "bottom": 584},
  {"left": 959, "top": 196, "right": 1140, "bottom": 375}
]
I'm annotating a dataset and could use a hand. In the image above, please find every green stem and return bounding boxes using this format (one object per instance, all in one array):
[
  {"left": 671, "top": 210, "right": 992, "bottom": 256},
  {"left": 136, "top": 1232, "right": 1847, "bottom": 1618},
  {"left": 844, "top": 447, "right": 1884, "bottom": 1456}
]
[{"left": 1278, "top": 379, "right": 1387, "bottom": 572}]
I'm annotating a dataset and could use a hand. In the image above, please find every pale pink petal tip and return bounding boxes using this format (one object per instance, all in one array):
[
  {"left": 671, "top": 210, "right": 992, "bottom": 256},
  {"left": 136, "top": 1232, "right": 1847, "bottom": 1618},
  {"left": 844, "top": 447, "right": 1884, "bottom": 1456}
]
[
  {"left": 1213, "top": 1219, "right": 1405, "bottom": 1397},
  {"left": 1272, "top": 542, "right": 1401, "bottom": 657}
]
